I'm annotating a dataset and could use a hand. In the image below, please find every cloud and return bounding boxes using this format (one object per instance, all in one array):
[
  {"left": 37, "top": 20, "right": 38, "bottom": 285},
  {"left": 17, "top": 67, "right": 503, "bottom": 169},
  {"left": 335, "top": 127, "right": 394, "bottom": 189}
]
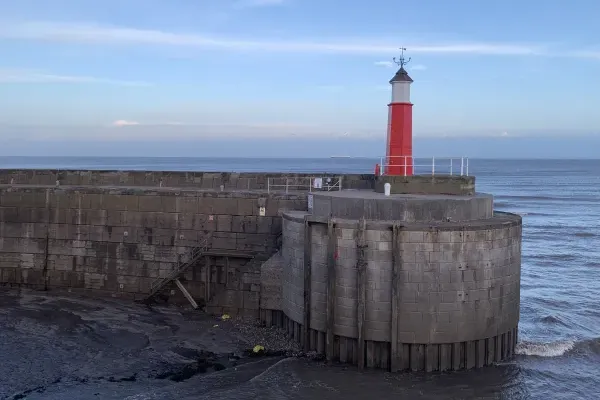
[
  {"left": 112, "top": 120, "right": 140, "bottom": 127},
  {"left": 410, "top": 64, "right": 427, "bottom": 71},
  {"left": 0, "top": 68, "right": 151, "bottom": 86},
  {"left": 1, "top": 122, "right": 382, "bottom": 141},
  {"left": 374, "top": 61, "right": 394, "bottom": 68},
  {"left": 0, "top": 21, "right": 550, "bottom": 57}
]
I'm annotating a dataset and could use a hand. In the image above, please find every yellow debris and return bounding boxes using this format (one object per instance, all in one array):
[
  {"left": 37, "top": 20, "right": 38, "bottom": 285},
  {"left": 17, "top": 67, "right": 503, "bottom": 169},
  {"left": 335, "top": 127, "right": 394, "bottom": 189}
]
[
  {"left": 221, "top": 314, "right": 231, "bottom": 321},
  {"left": 253, "top": 345, "right": 265, "bottom": 353}
]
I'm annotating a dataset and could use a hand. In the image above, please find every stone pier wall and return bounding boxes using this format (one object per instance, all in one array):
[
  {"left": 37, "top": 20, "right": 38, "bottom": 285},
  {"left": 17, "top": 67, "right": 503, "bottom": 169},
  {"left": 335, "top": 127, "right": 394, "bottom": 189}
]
[
  {"left": 0, "top": 170, "right": 375, "bottom": 191},
  {"left": 0, "top": 186, "right": 307, "bottom": 317},
  {"left": 270, "top": 211, "right": 522, "bottom": 371}
]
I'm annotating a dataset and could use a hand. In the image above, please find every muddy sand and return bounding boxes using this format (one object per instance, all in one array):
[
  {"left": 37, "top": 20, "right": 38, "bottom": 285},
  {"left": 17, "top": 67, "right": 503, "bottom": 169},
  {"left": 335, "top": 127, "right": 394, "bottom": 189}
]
[{"left": 0, "top": 289, "right": 303, "bottom": 400}]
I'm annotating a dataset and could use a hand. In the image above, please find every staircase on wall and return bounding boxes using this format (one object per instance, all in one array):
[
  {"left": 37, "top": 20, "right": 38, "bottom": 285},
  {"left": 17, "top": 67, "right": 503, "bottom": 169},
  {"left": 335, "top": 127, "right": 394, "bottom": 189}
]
[{"left": 142, "top": 236, "right": 211, "bottom": 307}]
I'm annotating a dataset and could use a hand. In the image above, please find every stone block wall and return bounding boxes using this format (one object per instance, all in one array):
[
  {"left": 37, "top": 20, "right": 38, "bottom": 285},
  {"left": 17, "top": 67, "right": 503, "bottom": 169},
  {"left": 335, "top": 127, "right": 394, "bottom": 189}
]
[
  {"left": 0, "top": 186, "right": 307, "bottom": 317},
  {"left": 0, "top": 170, "right": 375, "bottom": 191},
  {"left": 274, "top": 211, "right": 522, "bottom": 371}
]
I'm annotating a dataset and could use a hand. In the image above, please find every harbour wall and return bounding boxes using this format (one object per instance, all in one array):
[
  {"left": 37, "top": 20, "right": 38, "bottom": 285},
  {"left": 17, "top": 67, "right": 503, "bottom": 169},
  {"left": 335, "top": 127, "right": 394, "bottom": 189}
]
[
  {"left": 0, "top": 169, "right": 521, "bottom": 372},
  {"left": 0, "top": 169, "right": 375, "bottom": 190},
  {"left": 261, "top": 210, "right": 522, "bottom": 371},
  {"left": 0, "top": 185, "right": 306, "bottom": 317}
]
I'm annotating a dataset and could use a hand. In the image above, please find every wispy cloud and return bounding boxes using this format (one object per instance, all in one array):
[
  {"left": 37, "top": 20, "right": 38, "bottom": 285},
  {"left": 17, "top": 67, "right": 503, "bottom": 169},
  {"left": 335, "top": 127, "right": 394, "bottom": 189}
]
[
  {"left": 0, "top": 21, "right": 549, "bottom": 57},
  {"left": 6, "top": 121, "right": 368, "bottom": 140},
  {"left": 0, "top": 68, "right": 151, "bottom": 86},
  {"left": 112, "top": 120, "right": 140, "bottom": 127},
  {"left": 374, "top": 61, "right": 394, "bottom": 68},
  {"left": 410, "top": 64, "right": 427, "bottom": 71}
]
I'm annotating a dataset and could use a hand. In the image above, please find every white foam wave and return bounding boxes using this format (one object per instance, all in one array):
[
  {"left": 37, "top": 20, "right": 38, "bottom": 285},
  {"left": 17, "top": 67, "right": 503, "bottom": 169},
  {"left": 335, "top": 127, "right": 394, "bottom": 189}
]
[{"left": 515, "top": 340, "right": 576, "bottom": 357}]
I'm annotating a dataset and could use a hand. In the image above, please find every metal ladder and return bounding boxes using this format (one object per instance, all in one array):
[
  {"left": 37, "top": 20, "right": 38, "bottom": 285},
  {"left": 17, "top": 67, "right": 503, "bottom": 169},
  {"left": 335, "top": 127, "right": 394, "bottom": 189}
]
[{"left": 144, "top": 236, "right": 210, "bottom": 302}]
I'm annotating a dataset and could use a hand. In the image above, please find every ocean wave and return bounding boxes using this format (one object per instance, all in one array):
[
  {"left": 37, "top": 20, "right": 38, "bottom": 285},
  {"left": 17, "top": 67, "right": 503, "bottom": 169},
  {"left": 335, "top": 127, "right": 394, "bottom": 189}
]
[
  {"left": 495, "top": 194, "right": 599, "bottom": 203},
  {"left": 516, "top": 340, "right": 576, "bottom": 357},
  {"left": 516, "top": 337, "right": 600, "bottom": 357}
]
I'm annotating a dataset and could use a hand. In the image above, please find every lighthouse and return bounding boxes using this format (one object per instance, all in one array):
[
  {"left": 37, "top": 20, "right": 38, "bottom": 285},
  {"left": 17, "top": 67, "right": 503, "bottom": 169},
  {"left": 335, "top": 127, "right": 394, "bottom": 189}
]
[{"left": 385, "top": 48, "right": 413, "bottom": 176}]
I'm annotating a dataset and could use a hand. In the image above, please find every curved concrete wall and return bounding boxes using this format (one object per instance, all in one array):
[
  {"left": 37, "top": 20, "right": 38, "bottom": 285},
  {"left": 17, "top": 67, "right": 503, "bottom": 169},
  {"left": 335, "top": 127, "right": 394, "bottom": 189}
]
[
  {"left": 311, "top": 192, "right": 493, "bottom": 222},
  {"left": 279, "top": 210, "right": 522, "bottom": 371}
]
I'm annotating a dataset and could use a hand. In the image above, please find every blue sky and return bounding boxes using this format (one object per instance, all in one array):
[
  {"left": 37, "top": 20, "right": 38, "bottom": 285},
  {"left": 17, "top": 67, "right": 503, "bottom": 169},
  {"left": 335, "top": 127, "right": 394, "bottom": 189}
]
[{"left": 0, "top": 0, "right": 599, "bottom": 157}]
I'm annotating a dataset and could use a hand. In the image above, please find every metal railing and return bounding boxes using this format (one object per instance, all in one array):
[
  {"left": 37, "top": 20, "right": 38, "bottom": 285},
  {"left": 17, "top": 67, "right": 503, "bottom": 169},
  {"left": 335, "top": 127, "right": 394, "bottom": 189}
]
[
  {"left": 148, "top": 235, "right": 211, "bottom": 295},
  {"left": 378, "top": 156, "right": 469, "bottom": 176},
  {"left": 267, "top": 176, "right": 343, "bottom": 193}
]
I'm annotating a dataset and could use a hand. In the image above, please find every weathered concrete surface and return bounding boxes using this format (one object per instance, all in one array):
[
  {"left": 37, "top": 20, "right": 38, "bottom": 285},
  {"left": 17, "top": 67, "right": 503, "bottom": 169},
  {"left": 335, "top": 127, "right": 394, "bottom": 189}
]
[
  {"left": 311, "top": 190, "right": 493, "bottom": 222},
  {"left": 374, "top": 175, "right": 475, "bottom": 195},
  {"left": 0, "top": 185, "right": 307, "bottom": 317},
  {"left": 276, "top": 209, "right": 522, "bottom": 371},
  {"left": 259, "top": 251, "right": 284, "bottom": 311}
]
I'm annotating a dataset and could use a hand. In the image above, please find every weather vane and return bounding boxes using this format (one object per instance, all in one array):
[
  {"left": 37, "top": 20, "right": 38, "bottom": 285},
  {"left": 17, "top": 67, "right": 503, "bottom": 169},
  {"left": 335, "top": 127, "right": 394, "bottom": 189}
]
[{"left": 393, "top": 47, "right": 411, "bottom": 68}]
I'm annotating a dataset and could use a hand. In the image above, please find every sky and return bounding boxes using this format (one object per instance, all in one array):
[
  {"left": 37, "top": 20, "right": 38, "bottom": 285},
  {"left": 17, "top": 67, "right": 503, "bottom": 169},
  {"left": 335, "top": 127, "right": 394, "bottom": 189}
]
[{"left": 0, "top": 0, "right": 599, "bottom": 157}]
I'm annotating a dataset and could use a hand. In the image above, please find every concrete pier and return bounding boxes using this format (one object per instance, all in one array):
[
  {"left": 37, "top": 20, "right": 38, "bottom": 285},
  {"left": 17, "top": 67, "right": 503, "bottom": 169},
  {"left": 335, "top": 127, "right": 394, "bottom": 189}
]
[
  {"left": 0, "top": 169, "right": 522, "bottom": 372},
  {"left": 262, "top": 186, "right": 522, "bottom": 372}
]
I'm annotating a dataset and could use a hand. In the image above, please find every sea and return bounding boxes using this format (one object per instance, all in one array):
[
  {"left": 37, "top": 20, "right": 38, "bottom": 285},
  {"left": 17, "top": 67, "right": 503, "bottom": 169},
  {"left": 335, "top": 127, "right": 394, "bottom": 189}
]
[{"left": 0, "top": 156, "right": 599, "bottom": 400}]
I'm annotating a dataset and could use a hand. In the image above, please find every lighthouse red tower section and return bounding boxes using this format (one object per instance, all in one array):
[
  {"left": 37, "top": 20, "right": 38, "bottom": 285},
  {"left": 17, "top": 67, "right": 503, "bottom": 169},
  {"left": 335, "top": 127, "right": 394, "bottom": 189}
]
[{"left": 385, "top": 66, "right": 414, "bottom": 176}]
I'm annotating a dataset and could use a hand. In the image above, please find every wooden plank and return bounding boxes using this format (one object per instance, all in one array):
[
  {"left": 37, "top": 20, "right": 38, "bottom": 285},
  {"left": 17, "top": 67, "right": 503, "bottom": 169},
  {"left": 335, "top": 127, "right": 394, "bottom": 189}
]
[
  {"left": 339, "top": 337, "right": 348, "bottom": 363},
  {"left": 486, "top": 337, "right": 495, "bottom": 365},
  {"left": 495, "top": 334, "right": 502, "bottom": 362},
  {"left": 507, "top": 330, "right": 513, "bottom": 358},
  {"left": 203, "top": 250, "right": 254, "bottom": 259},
  {"left": 294, "top": 321, "right": 301, "bottom": 344},
  {"left": 204, "top": 255, "right": 211, "bottom": 303},
  {"left": 356, "top": 218, "right": 367, "bottom": 370},
  {"left": 400, "top": 344, "right": 411, "bottom": 371},
  {"left": 317, "top": 331, "right": 325, "bottom": 354},
  {"left": 390, "top": 224, "right": 401, "bottom": 372},
  {"left": 440, "top": 344, "right": 452, "bottom": 372},
  {"left": 426, "top": 345, "right": 439, "bottom": 372},
  {"left": 265, "top": 310, "right": 273, "bottom": 327},
  {"left": 174, "top": 279, "right": 198, "bottom": 309},
  {"left": 352, "top": 339, "right": 358, "bottom": 364},
  {"left": 326, "top": 219, "right": 336, "bottom": 361},
  {"left": 466, "top": 341, "right": 476, "bottom": 369},
  {"left": 366, "top": 341, "right": 375, "bottom": 368},
  {"left": 452, "top": 342, "right": 462, "bottom": 371},
  {"left": 225, "top": 256, "right": 230, "bottom": 287},
  {"left": 411, "top": 344, "right": 425, "bottom": 371},
  {"left": 380, "top": 341, "right": 389, "bottom": 370},
  {"left": 477, "top": 340, "right": 486, "bottom": 368},
  {"left": 303, "top": 219, "right": 312, "bottom": 352}
]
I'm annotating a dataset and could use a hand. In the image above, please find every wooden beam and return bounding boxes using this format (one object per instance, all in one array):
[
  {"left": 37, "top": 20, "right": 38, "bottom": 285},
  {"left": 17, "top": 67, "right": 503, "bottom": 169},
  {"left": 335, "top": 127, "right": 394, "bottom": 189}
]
[
  {"left": 175, "top": 278, "right": 198, "bottom": 309},
  {"left": 202, "top": 250, "right": 254, "bottom": 259},
  {"left": 303, "top": 218, "right": 312, "bottom": 352},
  {"left": 205, "top": 255, "right": 211, "bottom": 303},
  {"left": 326, "top": 219, "right": 336, "bottom": 361},
  {"left": 390, "top": 224, "right": 401, "bottom": 372},
  {"left": 356, "top": 217, "right": 367, "bottom": 370}
]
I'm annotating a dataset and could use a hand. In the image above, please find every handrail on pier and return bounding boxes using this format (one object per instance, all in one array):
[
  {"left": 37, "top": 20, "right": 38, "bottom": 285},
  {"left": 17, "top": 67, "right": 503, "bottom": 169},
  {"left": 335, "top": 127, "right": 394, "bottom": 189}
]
[{"left": 377, "top": 156, "right": 469, "bottom": 176}]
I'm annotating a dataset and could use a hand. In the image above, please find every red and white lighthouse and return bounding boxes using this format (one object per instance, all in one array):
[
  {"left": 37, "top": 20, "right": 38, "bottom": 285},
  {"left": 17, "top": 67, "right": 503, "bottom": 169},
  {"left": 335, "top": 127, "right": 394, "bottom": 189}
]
[{"left": 385, "top": 49, "right": 414, "bottom": 176}]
